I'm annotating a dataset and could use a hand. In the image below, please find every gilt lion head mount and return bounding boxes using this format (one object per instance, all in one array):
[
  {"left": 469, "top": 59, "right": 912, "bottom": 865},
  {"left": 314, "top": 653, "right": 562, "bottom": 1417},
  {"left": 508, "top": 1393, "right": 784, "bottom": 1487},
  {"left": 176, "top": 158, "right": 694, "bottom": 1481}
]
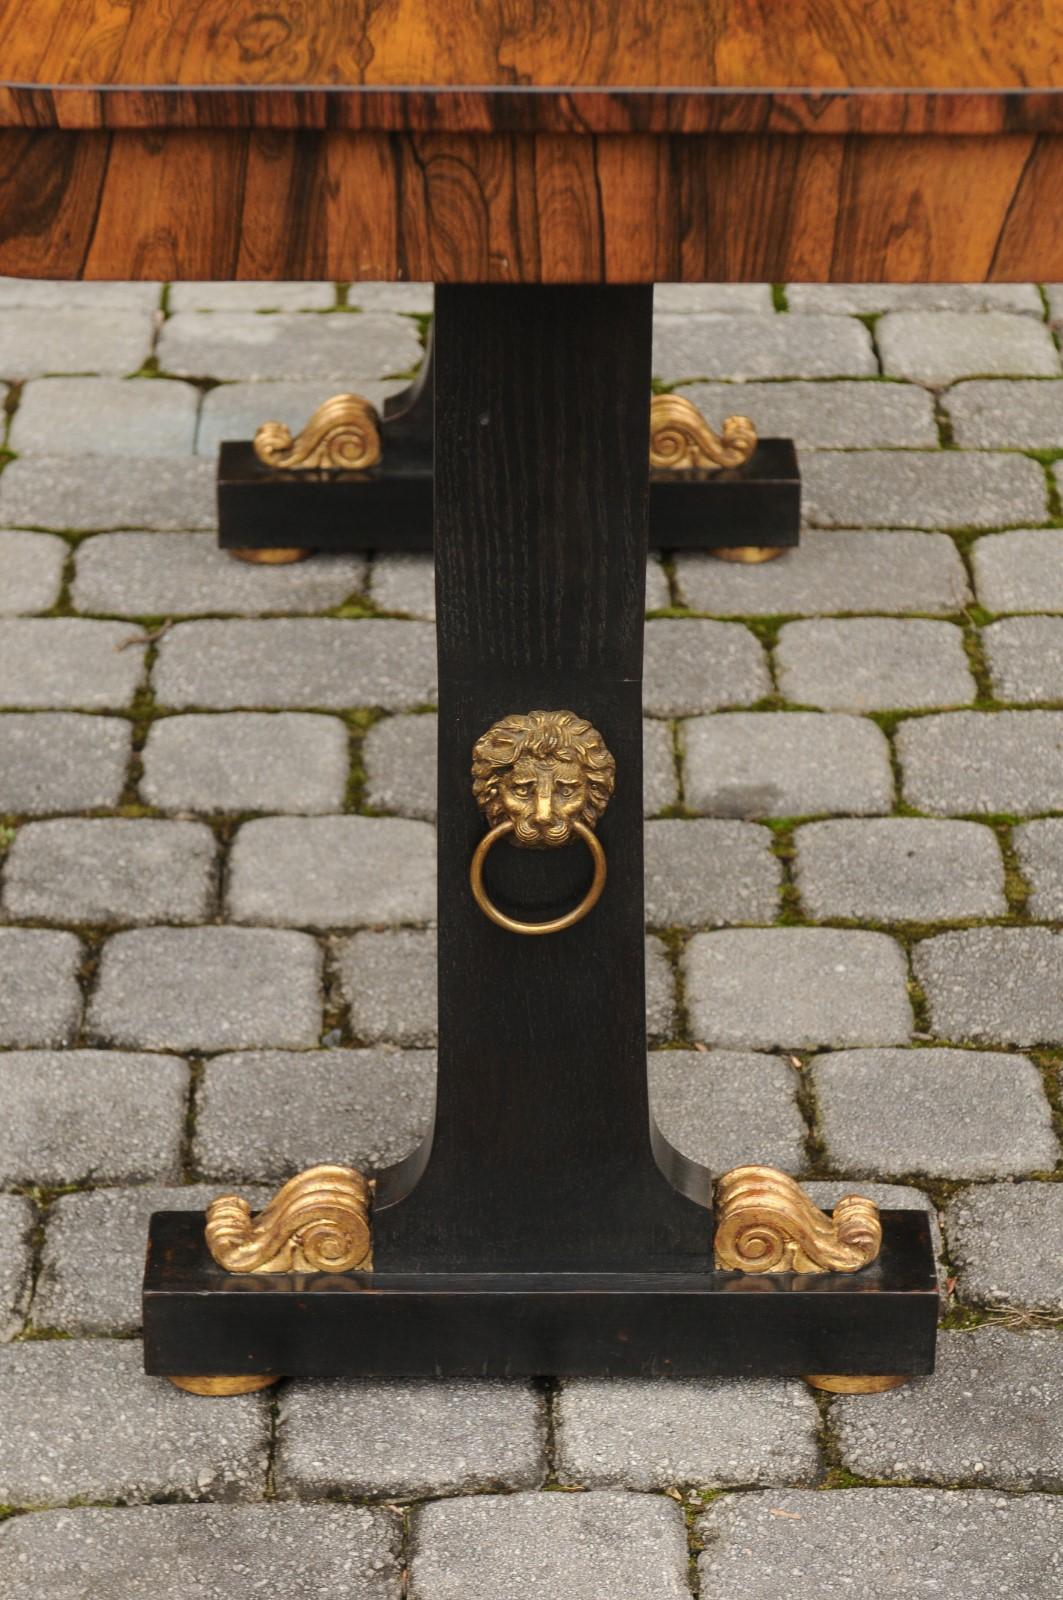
[{"left": 471, "top": 710, "right": 616, "bottom": 848}]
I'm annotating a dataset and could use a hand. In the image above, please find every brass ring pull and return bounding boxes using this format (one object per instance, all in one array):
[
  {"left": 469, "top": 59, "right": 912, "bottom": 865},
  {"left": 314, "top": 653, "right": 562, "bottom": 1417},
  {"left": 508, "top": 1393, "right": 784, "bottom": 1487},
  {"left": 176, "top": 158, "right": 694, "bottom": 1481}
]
[{"left": 470, "top": 818, "right": 607, "bottom": 935}]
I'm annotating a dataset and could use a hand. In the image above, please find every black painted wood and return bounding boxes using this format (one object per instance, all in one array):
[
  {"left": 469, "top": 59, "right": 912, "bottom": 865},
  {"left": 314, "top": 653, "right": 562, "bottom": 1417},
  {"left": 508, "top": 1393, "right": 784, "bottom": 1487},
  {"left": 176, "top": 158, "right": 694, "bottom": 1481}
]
[{"left": 142, "top": 1209, "right": 938, "bottom": 1379}]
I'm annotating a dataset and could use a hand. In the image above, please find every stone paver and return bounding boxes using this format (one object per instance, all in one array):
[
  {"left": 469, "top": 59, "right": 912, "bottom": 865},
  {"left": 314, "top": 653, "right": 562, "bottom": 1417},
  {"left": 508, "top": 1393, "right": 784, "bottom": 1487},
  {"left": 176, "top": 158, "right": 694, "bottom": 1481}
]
[
  {"left": 153, "top": 618, "right": 436, "bottom": 709},
  {"left": 88, "top": 927, "right": 323, "bottom": 1051},
  {"left": 802, "top": 449, "right": 1046, "bottom": 528},
  {"left": 914, "top": 926, "right": 1063, "bottom": 1045},
  {"left": 697, "top": 1489, "right": 1063, "bottom": 1598},
  {"left": 0, "top": 712, "right": 131, "bottom": 814},
  {"left": 775, "top": 618, "right": 975, "bottom": 710},
  {"left": 194, "top": 1049, "right": 434, "bottom": 1178},
  {"left": 794, "top": 818, "right": 1006, "bottom": 922},
  {"left": 0, "top": 1050, "right": 187, "bottom": 1185},
  {"left": 556, "top": 1377, "right": 820, "bottom": 1489},
  {"left": 655, "top": 284, "right": 773, "bottom": 313},
  {"left": 276, "top": 1379, "right": 545, "bottom": 1498},
  {"left": 34, "top": 1184, "right": 271, "bottom": 1335},
  {"left": 675, "top": 528, "right": 970, "bottom": 616},
  {"left": 644, "top": 818, "right": 780, "bottom": 926},
  {"left": 0, "top": 279, "right": 162, "bottom": 311},
  {"left": 2, "top": 817, "right": 215, "bottom": 924},
  {"left": 73, "top": 532, "right": 366, "bottom": 616},
  {"left": 972, "top": 529, "right": 1063, "bottom": 611},
  {"left": 410, "top": 1490, "right": 690, "bottom": 1600},
  {"left": 788, "top": 283, "right": 1044, "bottom": 315},
  {"left": 813, "top": 1047, "right": 1058, "bottom": 1178},
  {"left": 984, "top": 616, "right": 1063, "bottom": 701},
  {"left": 0, "top": 308, "right": 153, "bottom": 378},
  {"left": 0, "top": 618, "right": 143, "bottom": 707},
  {"left": 196, "top": 376, "right": 407, "bottom": 456},
  {"left": 0, "top": 1340, "right": 268, "bottom": 1506},
  {"left": 0, "top": 456, "right": 216, "bottom": 530},
  {"left": 643, "top": 618, "right": 770, "bottom": 714},
  {"left": 170, "top": 282, "right": 337, "bottom": 311},
  {"left": 11, "top": 377, "right": 198, "bottom": 456},
  {"left": 897, "top": 711, "right": 1063, "bottom": 814},
  {"left": 0, "top": 1194, "right": 34, "bottom": 1340},
  {"left": 946, "top": 1183, "right": 1063, "bottom": 1313},
  {"left": 647, "top": 1050, "right": 806, "bottom": 1173},
  {"left": 946, "top": 378, "right": 1063, "bottom": 448},
  {"left": 878, "top": 310, "right": 1061, "bottom": 383},
  {"left": 652, "top": 314, "right": 875, "bottom": 380},
  {"left": 1014, "top": 818, "right": 1063, "bottom": 917},
  {"left": 682, "top": 712, "right": 893, "bottom": 818},
  {"left": 0, "top": 927, "right": 82, "bottom": 1046},
  {"left": 683, "top": 928, "right": 911, "bottom": 1048},
  {"left": 0, "top": 530, "right": 66, "bottom": 613},
  {"left": 227, "top": 816, "right": 435, "bottom": 927},
  {"left": 159, "top": 311, "right": 421, "bottom": 382},
  {"left": 832, "top": 1327, "right": 1063, "bottom": 1489},
  {"left": 141, "top": 711, "right": 350, "bottom": 813},
  {"left": 678, "top": 379, "right": 937, "bottom": 448},
  {"left": 0, "top": 1504, "right": 402, "bottom": 1600}
]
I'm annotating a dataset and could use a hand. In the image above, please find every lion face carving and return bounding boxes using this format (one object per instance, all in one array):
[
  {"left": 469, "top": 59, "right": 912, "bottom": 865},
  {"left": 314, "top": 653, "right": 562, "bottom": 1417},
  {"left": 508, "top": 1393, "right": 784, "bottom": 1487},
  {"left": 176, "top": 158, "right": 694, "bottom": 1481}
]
[{"left": 471, "top": 710, "right": 616, "bottom": 848}]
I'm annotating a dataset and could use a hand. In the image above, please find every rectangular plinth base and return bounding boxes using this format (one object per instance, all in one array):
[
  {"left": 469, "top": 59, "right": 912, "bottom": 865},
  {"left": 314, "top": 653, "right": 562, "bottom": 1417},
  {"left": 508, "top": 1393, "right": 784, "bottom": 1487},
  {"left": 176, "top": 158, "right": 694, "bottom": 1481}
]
[{"left": 143, "top": 1211, "right": 937, "bottom": 1380}]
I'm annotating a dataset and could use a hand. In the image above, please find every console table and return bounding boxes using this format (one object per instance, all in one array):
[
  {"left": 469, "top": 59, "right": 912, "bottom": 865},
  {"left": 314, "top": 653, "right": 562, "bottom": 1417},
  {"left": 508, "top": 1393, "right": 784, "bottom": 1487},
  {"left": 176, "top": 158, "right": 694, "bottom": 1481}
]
[{"left": 6, "top": 0, "right": 1060, "bottom": 1395}]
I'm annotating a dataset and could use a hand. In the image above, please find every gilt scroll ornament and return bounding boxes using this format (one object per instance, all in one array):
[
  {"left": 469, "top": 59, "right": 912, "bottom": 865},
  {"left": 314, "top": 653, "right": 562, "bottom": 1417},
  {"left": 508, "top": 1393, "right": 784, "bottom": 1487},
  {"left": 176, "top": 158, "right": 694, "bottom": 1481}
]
[
  {"left": 713, "top": 1165, "right": 882, "bottom": 1274},
  {"left": 649, "top": 393, "right": 757, "bottom": 472},
  {"left": 205, "top": 1163, "right": 373, "bottom": 1273},
  {"left": 253, "top": 393, "right": 382, "bottom": 471}
]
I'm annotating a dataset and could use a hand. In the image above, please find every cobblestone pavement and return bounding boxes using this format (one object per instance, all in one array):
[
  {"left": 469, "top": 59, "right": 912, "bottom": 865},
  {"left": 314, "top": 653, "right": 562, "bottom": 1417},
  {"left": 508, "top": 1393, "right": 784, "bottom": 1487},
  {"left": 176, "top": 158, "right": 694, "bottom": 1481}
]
[{"left": 2, "top": 279, "right": 1063, "bottom": 1597}]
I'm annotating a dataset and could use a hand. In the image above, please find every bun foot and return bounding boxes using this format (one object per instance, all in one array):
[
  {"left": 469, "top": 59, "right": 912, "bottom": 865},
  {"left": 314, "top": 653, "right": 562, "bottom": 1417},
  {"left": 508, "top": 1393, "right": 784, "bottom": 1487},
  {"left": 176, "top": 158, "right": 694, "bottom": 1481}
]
[
  {"left": 804, "top": 1373, "right": 908, "bottom": 1395},
  {"left": 168, "top": 1374, "right": 280, "bottom": 1397},
  {"left": 228, "top": 547, "right": 313, "bottom": 565}
]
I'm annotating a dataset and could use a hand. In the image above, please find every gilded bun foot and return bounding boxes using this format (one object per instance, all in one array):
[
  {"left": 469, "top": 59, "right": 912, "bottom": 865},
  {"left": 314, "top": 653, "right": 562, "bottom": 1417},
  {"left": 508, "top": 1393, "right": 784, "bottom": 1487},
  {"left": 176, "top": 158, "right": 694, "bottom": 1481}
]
[
  {"left": 168, "top": 1374, "right": 280, "bottom": 1397},
  {"left": 710, "top": 545, "right": 787, "bottom": 564},
  {"left": 804, "top": 1374, "right": 909, "bottom": 1395},
  {"left": 228, "top": 547, "right": 314, "bottom": 565}
]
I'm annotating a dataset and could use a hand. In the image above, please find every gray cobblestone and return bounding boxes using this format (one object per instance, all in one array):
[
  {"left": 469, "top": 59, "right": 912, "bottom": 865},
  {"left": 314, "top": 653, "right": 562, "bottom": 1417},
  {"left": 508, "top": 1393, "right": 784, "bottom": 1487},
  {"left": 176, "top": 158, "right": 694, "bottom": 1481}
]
[
  {"left": 556, "top": 1376, "right": 819, "bottom": 1490},
  {"left": 0, "top": 1195, "right": 34, "bottom": 1340},
  {"left": 141, "top": 711, "right": 350, "bottom": 814},
  {"left": 88, "top": 927, "right": 323, "bottom": 1052},
  {"left": 914, "top": 926, "right": 1063, "bottom": 1047},
  {"left": 776, "top": 618, "right": 975, "bottom": 710},
  {"left": 34, "top": 1184, "right": 271, "bottom": 1335},
  {"left": 814, "top": 1046, "right": 1058, "bottom": 1178},
  {"left": 195, "top": 1049, "right": 434, "bottom": 1179},
  {"left": 675, "top": 529, "right": 970, "bottom": 616},
  {"left": 972, "top": 529, "right": 1063, "bottom": 611},
  {"left": 0, "top": 1340, "right": 269, "bottom": 1506},
  {"left": 0, "top": 1504, "right": 402, "bottom": 1600},
  {"left": 276, "top": 1379, "right": 545, "bottom": 1498},
  {"left": 652, "top": 315, "right": 875, "bottom": 381},
  {"left": 683, "top": 928, "right": 911, "bottom": 1049},
  {"left": 654, "top": 284, "right": 773, "bottom": 313},
  {"left": 644, "top": 818, "right": 780, "bottom": 926},
  {"left": 946, "top": 1183, "right": 1063, "bottom": 1313},
  {"left": 10, "top": 377, "right": 198, "bottom": 457},
  {"left": 878, "top": 310, "right": 1061, "bottom": 383},
  {"left": 0, "top": 713, "right": 131, "bottom": 813},
  {"left": 170, "top": 282, "right": 336, "bottom": 312},
  {"left": 788, "top": 284, "right": 1044, "bottom": 315},
  {"left": 0, "top": 618, "right": 143, "bottom": 708},
  {"left": 410, "top": 1490, "right": 689, "bottom": 1600},
  {"left": 0, "top": 530, "right": 66, "bottom": 613},
  {"left": 0, "top": 278, "right": 161, "bottom": 311},
  {"left": 73, "top": 533, "right": 366, "bottom": 617},
  {"left": 0, "top": 456, "right": 216, "bottom": 530},
  {"left": 833, "top": 1327, "right": 1063, "bottom": 1489},
  {"left": 697, "top": 1489, "right": 1063, "bottom": 1599},
  {"left": 682, "top": 712, "right": 893, "bottom": 818},
  {"left": 678, "top": 379, "right": 937, "bottom": 448},
  {"left": 1014, "top": 818, "right": 1063, "bottom": 917},
  {"left": 0, "top": 1050, "right": 187, "bottom": 1185},
  {"left": 1048, "top": 285, "right": 1063, "bottom": 321},
  {"left": 794, "top": 818, "right": 1006, "bottom": 922},
  {"left": 159, "top": 311, "right": 422, "bottom": 382},
  {"left": 647, "top": 1050, "right": 806, "bottom": 1173},
  {"left": 802, "top": 449, "right": 1047, "bottom": 528},
  {"left": 983, "top": 616, "right": 1063, "bottom": 701},
  {"left": 0, "top": 927, "right": 82, "bottom": 1046},
  {"left": 0, "top": 308, "right": 154, "bottom": 378},
  {"left": 643, "top": 618, "right": 770, "bottom": 714},
  {"left": 945, "top": 378, "right": 1063, "bottom": 448},
  {"left": 227, "top": 816, "right": 434, "bottom": 927},
  {"left": 153, "top": 618, "right": 436, "bottom": 709},
  {"left": 2, "top": 818, "right": 215, "bottom": 925},
  {"left": 897, "top": 710, "right": 1063, "bottom": 814},
  {"left": 644, "top": 718, "right": 679, "bottom": 811},
  {"left": 196, "top": 377, "right": 408, "bottom": 457}
]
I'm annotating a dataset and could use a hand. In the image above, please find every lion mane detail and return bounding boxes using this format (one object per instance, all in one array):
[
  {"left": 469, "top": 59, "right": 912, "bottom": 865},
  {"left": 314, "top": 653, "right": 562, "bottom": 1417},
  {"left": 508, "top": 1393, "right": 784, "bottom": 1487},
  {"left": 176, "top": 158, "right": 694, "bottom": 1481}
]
[{"left": 471, "top": 710, "right": 616, "bottom": 830}]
